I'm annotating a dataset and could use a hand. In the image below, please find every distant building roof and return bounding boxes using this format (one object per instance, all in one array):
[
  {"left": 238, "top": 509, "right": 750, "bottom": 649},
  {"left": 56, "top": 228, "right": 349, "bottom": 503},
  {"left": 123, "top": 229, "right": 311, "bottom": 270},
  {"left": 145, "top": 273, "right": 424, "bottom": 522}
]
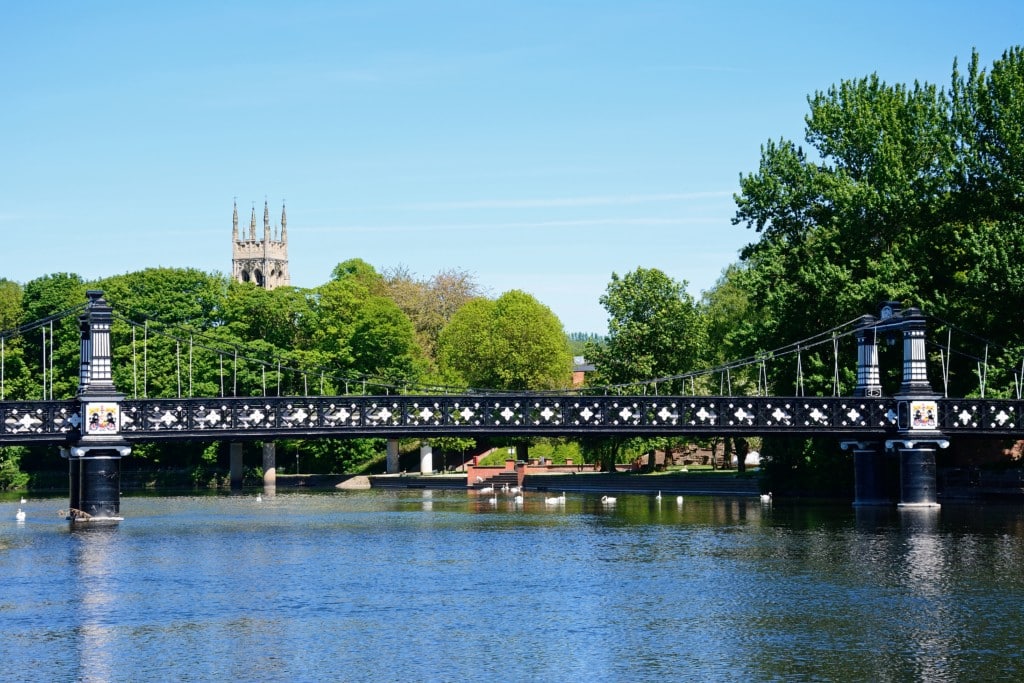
[{"left": 573, "top": 356, "right": 595, "bottom": 373}]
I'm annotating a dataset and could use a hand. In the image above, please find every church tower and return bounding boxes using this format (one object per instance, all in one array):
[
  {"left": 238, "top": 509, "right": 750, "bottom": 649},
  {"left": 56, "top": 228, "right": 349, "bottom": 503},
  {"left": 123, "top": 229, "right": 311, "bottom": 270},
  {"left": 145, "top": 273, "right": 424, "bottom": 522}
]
[{"left": 231, "top": 199, "right": 290, "bottom": 289}]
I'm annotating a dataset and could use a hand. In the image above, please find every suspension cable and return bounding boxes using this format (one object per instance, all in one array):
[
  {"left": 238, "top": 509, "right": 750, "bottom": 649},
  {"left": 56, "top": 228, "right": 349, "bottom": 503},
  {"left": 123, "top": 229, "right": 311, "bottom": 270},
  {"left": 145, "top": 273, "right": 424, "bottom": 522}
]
[{"left": 795, "top": 345, "right": 804, "bottom": 397}]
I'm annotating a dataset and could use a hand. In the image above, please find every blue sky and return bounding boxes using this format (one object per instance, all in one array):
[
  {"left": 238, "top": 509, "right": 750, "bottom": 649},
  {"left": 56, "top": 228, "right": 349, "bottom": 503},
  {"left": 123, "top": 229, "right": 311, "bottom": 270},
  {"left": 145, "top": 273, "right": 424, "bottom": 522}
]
[{"left": 2, "top": 1, "right": 1022, "bottom": 333}]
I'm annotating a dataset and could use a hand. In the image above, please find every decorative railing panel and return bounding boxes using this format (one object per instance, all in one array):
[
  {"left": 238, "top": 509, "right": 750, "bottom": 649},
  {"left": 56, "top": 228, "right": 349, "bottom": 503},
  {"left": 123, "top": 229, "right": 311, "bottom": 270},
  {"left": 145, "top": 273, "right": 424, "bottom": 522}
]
[
  {"left": 0, "top": 401, "right": 79, "bottom": 442},
  {"left": 3, "top": 396, "right": 1024, "bottom": 445}
]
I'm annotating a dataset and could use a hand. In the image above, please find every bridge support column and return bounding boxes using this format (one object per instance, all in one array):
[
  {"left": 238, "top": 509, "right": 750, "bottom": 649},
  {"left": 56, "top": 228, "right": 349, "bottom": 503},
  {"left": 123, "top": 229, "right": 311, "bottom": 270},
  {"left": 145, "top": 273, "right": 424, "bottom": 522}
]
[
  {"left": 69, "top": 444, "right": 131, "bottom": 522},
  {"left": 844, "top": 441, "right": 890, "bottom": 505},
  {"left": 230, "top": 442, "right": 243, "bottom": 490},
  {"left": 420, "top": 443, "right": 433, "bottom": 474},
  {"left": 386, "top": 438, "right": 400, "bottom": 474},
  {"left": 262, "top": 442, "right": 276, "bottom": 487},
  {"left": 888, "top": 307, "right": 945, "bottom": 508},
  {"left": 895, "top": 445, "right": 940, "bottom": 508},
  {"left": 70, "top": 291, "right": 129, "bottom": 523}
]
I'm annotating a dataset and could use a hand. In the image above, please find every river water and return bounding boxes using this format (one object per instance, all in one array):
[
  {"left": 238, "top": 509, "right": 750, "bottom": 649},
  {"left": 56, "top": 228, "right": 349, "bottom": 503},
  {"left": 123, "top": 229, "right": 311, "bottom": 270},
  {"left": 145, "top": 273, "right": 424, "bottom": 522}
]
[{"left": 2, "top": 489, "right": 1024, "bottom": 682}]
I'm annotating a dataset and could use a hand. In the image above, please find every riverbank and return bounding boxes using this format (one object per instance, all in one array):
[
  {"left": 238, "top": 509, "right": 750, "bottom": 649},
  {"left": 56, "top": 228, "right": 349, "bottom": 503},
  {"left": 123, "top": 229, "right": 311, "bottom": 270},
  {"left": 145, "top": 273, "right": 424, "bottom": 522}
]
[{"left": 370, "top": 471, "right": 762, "bottom": 496}]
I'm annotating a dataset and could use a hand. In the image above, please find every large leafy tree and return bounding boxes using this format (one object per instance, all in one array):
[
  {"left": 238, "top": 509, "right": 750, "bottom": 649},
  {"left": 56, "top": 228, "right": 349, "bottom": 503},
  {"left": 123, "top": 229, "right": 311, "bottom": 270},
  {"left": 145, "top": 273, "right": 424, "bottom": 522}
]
[
  {"left": 20, "top": 272, "right": 87, "bottom": 400},
  {"left": 725, "top": 47, "right": 1024, "bottom": 494},
  {"left": 582, "top": 268, "right": 705, "bottom": 470},
  {"left": 437, "top": 290, "right": 572, "bottom": 390},
  {"left": 0, "top": 279, "right": 31, "bottom": 400},
  {"left": 98, "top": 268, "right": 230, "bottom": 399},
  {"left": 731, "top": 48, "right": 1024, "bottom": 399},
  {"left": 313, "top": 261, "right": 425, "bottom": 392},
  {"left": 586, "top": 267, "right": 706, "bottom": 392}
]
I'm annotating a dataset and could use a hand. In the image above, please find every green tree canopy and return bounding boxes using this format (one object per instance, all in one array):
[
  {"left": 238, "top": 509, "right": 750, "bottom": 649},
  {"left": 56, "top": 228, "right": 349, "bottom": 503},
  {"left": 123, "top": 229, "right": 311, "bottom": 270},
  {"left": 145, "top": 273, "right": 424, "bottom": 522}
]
[
  {"left": 586, "top": 268, "right": 706, "bottom": 392},
  {"left": 729, "top": 47, "right": 1024, "bottom": 398},
  {"left": 437, "top": 290, "right": 572, "bottom": 390}
]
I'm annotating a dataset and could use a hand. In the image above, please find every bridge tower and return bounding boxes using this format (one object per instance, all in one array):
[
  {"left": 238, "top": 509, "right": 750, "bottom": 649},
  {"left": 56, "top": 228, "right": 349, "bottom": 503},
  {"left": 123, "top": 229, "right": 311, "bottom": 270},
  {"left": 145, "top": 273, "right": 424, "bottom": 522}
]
[
  {"left": 889, "top": 307, "right": 946, "bottom": 508},
  {"left": 65, "top": 291, "right": 131, "bottom": 522},
  {"left": 845, "top": 304, "right": 946, "bottom": 508},
  {"left": 848, "top": 314, "right": 891, "bottom": 505}
]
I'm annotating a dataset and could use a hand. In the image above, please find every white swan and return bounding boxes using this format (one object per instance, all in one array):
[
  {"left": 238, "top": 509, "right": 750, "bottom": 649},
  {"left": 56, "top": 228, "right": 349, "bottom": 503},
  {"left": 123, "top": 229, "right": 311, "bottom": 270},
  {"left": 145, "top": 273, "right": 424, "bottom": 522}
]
[
  {"left": 15, "top": 508, "right": 26, "bottom": 521},
  {"left": 760, "top": 492, "right": 772, "bottom": 504},
  {"left": 479, "top": 485, "right": 494, "bottom": 494},
  {"left": 20, "top": 497, "right": 26, "bottom": 504},
  {"left": 513, "top": 493, "right": 524, "bottom": 505},
  {"left": 676, "top": 495, "right": 684, "bottom": 505},
  {"left": 655, "top": 491, "right": 662, "bottom": 501},
  {"left": 601, "top": 495, "right": 617, "bottom": 505},
  {"left": 256, "top": 493, "right": 262, "bottom": 503}
]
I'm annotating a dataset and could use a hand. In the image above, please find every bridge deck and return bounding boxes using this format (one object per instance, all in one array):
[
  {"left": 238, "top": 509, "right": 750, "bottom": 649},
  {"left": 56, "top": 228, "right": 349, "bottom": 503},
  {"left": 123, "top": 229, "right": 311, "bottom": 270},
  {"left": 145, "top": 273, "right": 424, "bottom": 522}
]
[{"left": 1, "top": 395, "right": 1020, "bottom": 445}]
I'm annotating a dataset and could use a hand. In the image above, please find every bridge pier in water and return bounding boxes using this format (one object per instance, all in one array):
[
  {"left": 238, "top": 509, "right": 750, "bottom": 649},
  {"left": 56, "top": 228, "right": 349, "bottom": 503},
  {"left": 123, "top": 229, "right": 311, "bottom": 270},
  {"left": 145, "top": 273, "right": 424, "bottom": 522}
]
[
  {"left": 890, "top": 307, "right": 944, "bottom": 508},
  {"left": 420, "top": 443, "right": 433, "bottom": 474},
  {"left": 67, "top": 445, "right": 131, "bottom": 520},
  {"left": 68, "top": 291, "right": 130, "bottom": 523},
  {"left": 386, "top": 438, "right": 400, "bottom": 474},
  {"left": 263, "top": 442, "right": 276, "bottom": 488},
  {"left": 230, "top": 442, "right": 243, "bottom": 490},
  {"left": 894, "top": 444, "right": 939, "bottom": 507},
  {"left": 846, "top": 441, "right": 891, "bottom": 506}
]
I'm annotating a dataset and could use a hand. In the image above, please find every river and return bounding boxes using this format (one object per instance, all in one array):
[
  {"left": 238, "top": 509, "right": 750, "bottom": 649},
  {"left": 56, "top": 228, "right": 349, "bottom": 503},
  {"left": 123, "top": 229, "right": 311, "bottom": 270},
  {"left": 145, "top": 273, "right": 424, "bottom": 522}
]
[{"left": 2, "top": 489, "right": 1023, "bottom": 682}]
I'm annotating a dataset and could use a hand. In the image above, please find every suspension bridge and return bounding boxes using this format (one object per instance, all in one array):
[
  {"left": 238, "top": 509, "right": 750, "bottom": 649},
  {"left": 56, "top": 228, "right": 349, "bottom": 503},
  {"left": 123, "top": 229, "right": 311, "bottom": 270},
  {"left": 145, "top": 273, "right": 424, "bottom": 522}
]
[{"left": 2, "top": 290, "right": 1022, "bottom": 521}]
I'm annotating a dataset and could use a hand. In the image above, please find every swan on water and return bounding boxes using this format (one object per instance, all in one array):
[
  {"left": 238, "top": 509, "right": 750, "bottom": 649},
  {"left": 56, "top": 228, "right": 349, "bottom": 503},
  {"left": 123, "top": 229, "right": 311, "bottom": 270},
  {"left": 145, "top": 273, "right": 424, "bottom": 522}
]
[
  {"left": 655, "top": 491, "right": 662, "bottom": 501},
  {"left": 760, "top": 492, "right": 772, "bottom": 504},
  {"left": 20, "top": 497, "right": 27, "bottom": 504},
  {"left": 479, "top": 485, "right": 494, "bottom": 494},
  {"left": 513, "top": 493, "right": 524, "bottom": 505},
  {"left": 15, "top": 508, "right": 26, "bottom": 521},
  {"left": 676, "top": 496, "right": 684, "bottom": 505},
  {"left": 256, "top": 493, "right": 262, "bottom": 503},
  {"left": 601, "top": 495, "right": 617, "bottom": 505}
]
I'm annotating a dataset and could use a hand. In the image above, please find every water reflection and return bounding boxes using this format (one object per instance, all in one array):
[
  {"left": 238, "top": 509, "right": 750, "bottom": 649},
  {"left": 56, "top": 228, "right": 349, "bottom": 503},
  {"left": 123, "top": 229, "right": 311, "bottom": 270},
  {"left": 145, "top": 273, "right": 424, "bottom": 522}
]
[
  {"left": 70, "top": 525, "right": 119, "bottom": 683},
  {"left": 2, "top": 492, "right": 1024, "bottom": 680}
]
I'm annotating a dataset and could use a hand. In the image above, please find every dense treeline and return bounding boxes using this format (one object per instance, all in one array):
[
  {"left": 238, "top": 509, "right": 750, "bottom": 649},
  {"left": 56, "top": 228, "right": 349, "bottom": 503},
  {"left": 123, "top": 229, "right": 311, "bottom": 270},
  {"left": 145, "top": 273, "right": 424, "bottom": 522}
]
[
  {"left": 0, "top": 260, "right": 573, "bottom": 484},
  {"left": 3, "top": 47, "right": 1023, "bottom": 494}
]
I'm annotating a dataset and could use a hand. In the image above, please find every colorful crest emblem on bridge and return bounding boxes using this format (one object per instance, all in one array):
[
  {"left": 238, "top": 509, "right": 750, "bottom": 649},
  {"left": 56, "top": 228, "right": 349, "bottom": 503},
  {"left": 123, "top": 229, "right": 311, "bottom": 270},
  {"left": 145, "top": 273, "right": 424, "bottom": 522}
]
[
  {"left": 85, "top": 402, "right": 120, "bottom": 434},
  {"left": 910, "top": 400, "right": 937, "bottom": 430}
]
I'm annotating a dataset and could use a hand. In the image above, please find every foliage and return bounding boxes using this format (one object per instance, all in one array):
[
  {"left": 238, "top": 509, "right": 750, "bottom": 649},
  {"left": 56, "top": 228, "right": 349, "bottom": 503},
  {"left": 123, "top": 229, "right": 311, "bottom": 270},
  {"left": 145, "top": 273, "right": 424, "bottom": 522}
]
[
  {"left": 0, "top": 279, "right": 31, "bottom": 400},
  {"left": 437, "top": 289, "right": 573, "bottom": 390},
  {"left": 0, "top": 447, "right": 30, "bottom": 490},
  {"left": 428, "top": 436, "right": 477, "bottom": 470},
  {"left": 728, "top": 47, "right": 1024, "bottom": 399},
  {"left": 528, "top": 438, "right": 582, "bottom": 465},
  {"left": 381, "top": 266, "right": 483, "bottom": 366},
  {"left": 586, "top": 268, "right": 706, "bottom": 393}
]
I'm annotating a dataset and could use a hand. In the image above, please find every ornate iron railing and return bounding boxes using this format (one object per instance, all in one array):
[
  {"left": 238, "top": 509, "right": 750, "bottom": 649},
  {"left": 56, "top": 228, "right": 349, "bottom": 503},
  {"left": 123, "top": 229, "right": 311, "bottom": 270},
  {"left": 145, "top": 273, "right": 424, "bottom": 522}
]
[{"left": 2, "top": 395, "right": 1021, "bottom": 445}]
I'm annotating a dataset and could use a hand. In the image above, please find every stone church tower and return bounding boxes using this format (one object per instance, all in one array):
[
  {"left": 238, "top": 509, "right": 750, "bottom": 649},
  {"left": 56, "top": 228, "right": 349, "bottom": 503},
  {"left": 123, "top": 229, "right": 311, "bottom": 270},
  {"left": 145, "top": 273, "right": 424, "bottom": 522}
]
[{"left": 232, "top": 199, "right": 290, "bottom": 289}]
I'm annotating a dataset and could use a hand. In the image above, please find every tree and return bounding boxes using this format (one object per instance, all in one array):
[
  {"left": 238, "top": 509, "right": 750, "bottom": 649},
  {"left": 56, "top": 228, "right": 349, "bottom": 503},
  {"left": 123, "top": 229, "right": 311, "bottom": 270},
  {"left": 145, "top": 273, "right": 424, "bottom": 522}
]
[
  {"left": 313, "top": 264, "right": 425, "bottom": 391},
  {"left": 0, "top": 279, "right": 30, "bottom": 400},
  {"left": 437, "top": 290, "right": 572, "bottom": 390},
  {"left": 586, "top": 268, "right": 706, "bottom": 392},
  {"left": 731, "top": 49, "right": 1024, "bottom": 398},
  {"left": 727, "top": 47, "right": 1024, "bottom": 493},
  {"left": 381, "top": 266, "right": 483, "bottom": 366},
  {"left": 20, "top": 273, "right": 86, "bottom": 399}
]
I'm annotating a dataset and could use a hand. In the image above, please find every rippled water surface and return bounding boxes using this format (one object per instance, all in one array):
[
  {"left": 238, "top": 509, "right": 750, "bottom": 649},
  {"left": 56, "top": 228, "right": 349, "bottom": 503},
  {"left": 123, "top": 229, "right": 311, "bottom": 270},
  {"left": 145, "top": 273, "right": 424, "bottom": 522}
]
[{"left": 3, "top": 489, "right": 1024, "bottom": 681}]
